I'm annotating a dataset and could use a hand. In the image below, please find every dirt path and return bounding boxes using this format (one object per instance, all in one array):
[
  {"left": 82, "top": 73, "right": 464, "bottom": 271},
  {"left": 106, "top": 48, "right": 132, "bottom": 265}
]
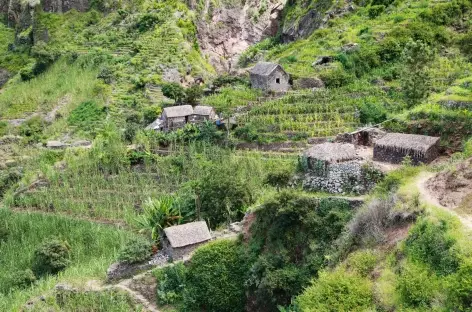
[
  {"left": 86, "top": 271, "right": 160, "bottom": 312},
  {"left": 415, "top": 172, "right": 472, "bottom": 230}
]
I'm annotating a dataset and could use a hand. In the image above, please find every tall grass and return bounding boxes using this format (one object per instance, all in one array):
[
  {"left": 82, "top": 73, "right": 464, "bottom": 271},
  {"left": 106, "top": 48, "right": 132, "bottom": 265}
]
[
  {"left": 0, "top": 59, "right": 99, "bottom": 119},
  {"left": 0, "top": 208, "right": 138, "bottom": 311}
]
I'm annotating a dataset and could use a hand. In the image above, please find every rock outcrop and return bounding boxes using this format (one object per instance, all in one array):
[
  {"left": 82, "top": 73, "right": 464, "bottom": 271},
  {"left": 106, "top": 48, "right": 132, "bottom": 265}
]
[{"left": 193, "top": 0, "right": 286, "bottom": 72}]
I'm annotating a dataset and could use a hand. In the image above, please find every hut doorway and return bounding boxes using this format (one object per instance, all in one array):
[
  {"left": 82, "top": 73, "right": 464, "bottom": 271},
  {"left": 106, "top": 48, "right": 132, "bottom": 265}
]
[{"left": 276, "top": 78, "right": 280, "bottom": 84}]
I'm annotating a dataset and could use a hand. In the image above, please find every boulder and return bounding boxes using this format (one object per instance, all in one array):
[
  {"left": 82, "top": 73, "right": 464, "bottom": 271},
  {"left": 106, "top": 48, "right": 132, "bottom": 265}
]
[
  {"left": 46, "top": 141, "right": 69, "bottom": 149},
  {"left": 294, "top": 77, "right": 325, "bottom": 90},
  {"left": 312, "top": 56, "right": 334, "bottom": 66},
  {"left": 341, "top": 43, "right": 360, "bottom": 53}
]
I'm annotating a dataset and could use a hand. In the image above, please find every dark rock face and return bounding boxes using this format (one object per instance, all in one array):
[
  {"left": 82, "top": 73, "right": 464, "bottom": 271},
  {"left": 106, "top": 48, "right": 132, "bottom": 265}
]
[
  {"left": 41, "top": 0, "right": 89, "bottom": 12},
  {"left": 281, "top": 1, "right": 355, "bottom": 43},
  {"left": 0, "top": 68, "right": 10, "bottom": 88}
]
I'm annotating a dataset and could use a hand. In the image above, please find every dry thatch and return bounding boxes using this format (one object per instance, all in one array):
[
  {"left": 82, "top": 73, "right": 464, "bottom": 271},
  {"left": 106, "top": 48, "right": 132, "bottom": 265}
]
[
  {"left": 164, "top": 221, "right": 212, "bottom": 248},
  {"left": 163, "top": 105, "right": 194, "bottom": 118},
  {"left": 303, "top": 142, "right": 357, "bottom": 163},
  {"left": 193, "top": 105, "right": 214, "bottom": 116},
  {"left": 375, "top": 133, "right": 440, "bottom": 154},
  {"left": 249, "top": 62, "right": 281, "bottom": 76}
]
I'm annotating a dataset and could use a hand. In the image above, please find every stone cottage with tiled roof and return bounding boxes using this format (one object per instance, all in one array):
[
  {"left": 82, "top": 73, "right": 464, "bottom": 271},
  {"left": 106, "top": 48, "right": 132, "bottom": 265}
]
[{"left": 249, "top": 62, "right": 290, "bottom": 92}]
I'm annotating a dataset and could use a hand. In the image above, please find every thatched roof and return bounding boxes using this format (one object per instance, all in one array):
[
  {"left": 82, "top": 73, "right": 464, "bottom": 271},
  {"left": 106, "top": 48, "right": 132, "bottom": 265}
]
[
  {"left": 164, "top": 221, "right": 211, "bottom": 248},
  {"left": 163, "top": 105, "right": 194, "bottom": 118},
  {"left": 193, "top": 105, "right": 214, "bottom": 116},
  {"left": 303, "top": 142, "right": 357, "bottom": 163},
  {"left": 249, "top": 62, "right": 283, "bottom": 76},
  {"left": 375, "top": 133, "right": 440, "bottom": 153}
]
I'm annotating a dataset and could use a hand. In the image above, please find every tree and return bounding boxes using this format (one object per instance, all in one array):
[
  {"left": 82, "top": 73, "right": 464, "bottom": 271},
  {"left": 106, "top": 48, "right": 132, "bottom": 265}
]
[
  {"left": 162, "top": 83, "right": 185, "bottom": 103},
  {"left": 185, "top": 85, "right": 203, "bottom": 105},
  {"left": 264, "top": 168, "right": 293, "bottom": 191},
  {"left": 400, "top": 40, "right": 436, "bottom": 107},
  {"left": 183, "top": 240, "right": 250, "bottom": 312}
]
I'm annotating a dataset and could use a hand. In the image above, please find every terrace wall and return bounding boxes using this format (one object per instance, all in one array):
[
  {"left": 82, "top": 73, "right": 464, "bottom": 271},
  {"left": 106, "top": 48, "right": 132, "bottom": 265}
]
[{"left": 302, "top": 160, "right": 383, "bottom": 194}]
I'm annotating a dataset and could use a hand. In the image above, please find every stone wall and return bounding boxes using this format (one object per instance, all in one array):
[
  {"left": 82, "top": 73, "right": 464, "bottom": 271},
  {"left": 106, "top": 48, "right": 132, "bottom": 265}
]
[
  {"left": 373, "top": 145, "right": 439, "bottom": 165},
  {"left": 302, "top": 160, "right": 383, "bottom": 194},
  {"left": 165, "top": 242, "right": 207, "bottom": 260}
]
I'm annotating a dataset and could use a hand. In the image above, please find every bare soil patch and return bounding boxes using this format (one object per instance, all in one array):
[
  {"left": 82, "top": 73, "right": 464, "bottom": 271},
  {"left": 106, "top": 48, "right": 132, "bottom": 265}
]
[{"left": 426, "top": 158, "right": 472, "bottom": 209}]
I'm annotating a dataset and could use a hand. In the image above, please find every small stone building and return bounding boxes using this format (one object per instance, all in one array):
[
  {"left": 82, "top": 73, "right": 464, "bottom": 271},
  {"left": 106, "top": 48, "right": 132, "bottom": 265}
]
[
  {"left": 373, "top": 133, "right": 440, "bottom": 165},
  {"left": 189, "top": 105, "right": 217, "bottom": 123},
  {"left": 162, "top": 221, "right": 212, "bottom": 260},
  {"left": 161, "top": 105, "right": 194, "bottom": 130},
  {"left": 249, "top": 62, "right": 290, "bottom": 93},
  {"left": 302, "top": 142, "right": 382, "bottom": 194}
]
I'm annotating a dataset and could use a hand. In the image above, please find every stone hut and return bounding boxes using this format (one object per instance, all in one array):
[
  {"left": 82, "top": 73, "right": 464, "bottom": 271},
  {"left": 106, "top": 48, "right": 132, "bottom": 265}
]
[
  {"left": 302, "top": 142, "right": 382, "bottom": 194},
  {"left": 190, "top": 105, "right": 217, "bottom": 123},
  {"left": 161, "top": 105, "right": 194, "bottom": 130},
  {"left": 249, "top": 62, "right": 290, "bottom": 93},
  {"left": 162, "top": 221, "right": 212, "bottom": 260},
  {"left": 373, "top": 133, "right": 440, "bottom": 165}
]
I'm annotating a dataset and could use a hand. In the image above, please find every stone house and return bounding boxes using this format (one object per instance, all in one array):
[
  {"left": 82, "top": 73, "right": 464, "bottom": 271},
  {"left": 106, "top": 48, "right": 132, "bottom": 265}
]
[
  {"left": 301, "top": 142, "right": 382, "bottom": 194},
  {"left": 162, "top": 221, "right": 212, "bottom": 260},
  {"left": 373, "top": 133, "right": 440, "bottom": 165},
  {"left": 161, "top": 105, "right": 194, "bottom": 130},
  {"left": 189, "top": 105, "right": 217, "bottom": 124},
  {"left": 249, "top": 62, "right": 290, "bottom": 93}
]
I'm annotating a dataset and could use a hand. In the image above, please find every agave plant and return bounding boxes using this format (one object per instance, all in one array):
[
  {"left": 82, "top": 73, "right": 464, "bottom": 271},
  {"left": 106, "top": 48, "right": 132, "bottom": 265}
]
[{"left": 135, "top": 195, "right": 185, "bottom": 241}]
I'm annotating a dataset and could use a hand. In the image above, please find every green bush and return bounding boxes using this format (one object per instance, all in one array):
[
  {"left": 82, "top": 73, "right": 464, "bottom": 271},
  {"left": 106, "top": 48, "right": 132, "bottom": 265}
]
[
  {"left": 264, "top": 167, "right": 293, "bottom": 191},
  {"left": 319, "top": 68, "right": 354, "bottom": 88},
  {"left": 296, "top": 269, "right": 374, "bottom": 311},
  {"left": 346, "top": 250, "right": 378, "bottom": 277},
  {"left": 358, "top": 101, "right": 387, "bottom": 124},
  {"left": 0, "top": 121, "right": 8, "bottom": 136},
  {"left": 397, "top": 262, "right": 439, "bottom": 308},
  {"left": 161, "top": 83, "right": 185, "bottom": 103},
  {"left": 31, "top": 237, "right": 71, "bottom": 277},
  {"left": 135, "top": 13, "right": 162, "bottom": 32},
  {"left": 117, "top": 236, "right": 153, "bottom": 264},
  {"left": 154, "top": 263, "right": 187, "bottom": 305},
  {"left": 446, "top": 260, "right": 472, "bottom": 311},
  {"left": 185, "top": 85, "right": 203, "bottom": 105},
  {"left": 19, "top": 116, "right": 46, "bottom": 143},
  {"left": 405, "top": 218, "right": 459, "bottom": 275},
  {"left": 183, "top": 240, "right": 250, "bottom": 312},
  {"left": 9, "top": 269, "right": 36, "bottom": 289},
  {"left": 368, "top": 5, "right": 385, "bottom": 18},
  {"left": 68, "top": 101, "right": 105, "bottom": 132},
  {"left": 143, "top": 105, "right": 162, "bottom": 124},
  {"left": 459, "top": 32, "right": 472, "bottom": 59}
]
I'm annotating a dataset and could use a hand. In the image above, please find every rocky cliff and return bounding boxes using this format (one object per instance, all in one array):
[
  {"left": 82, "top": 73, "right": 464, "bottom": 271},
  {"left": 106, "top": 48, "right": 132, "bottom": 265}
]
[{"left": 192, "top": 0, "right": 286, "bottom": 73}]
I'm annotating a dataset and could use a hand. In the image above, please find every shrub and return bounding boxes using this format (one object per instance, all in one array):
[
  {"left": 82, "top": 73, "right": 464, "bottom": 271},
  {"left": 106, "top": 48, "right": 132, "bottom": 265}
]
[
  {"left": 68, "top": 101, "right": 105, "bottom": 132},
  {"left": 135, "top": 13, "right": 162, "bottom": 32},
  {"left": 9, "top": 269, "right": 36, "bottom": 289},
  {"left": 19, "top": 116, "right": 46, "bottom": 143},
  {"left": 397, "top": 262, "right": 439, "bottom": 308},
  {"left": 264, "top": 167, "right": 293, "bottom": 191},
  {"left": 32, "top": 238, "right": 71, "bottom": 277},
  {"left": 346, "top": 250, "right": 378, "bottom": 277},
  {"left": 296, "top": 269, "right": 374, "bottom": 311},
  {"left": 459, "top": 32, "right": 472, "bottom": 59},
  {"left": 117, "top": 236, "right": 153, "bottom": 264},
  {"left": 358, "top": 101, "right": 387, "bottom": 124},
  {"left": 194, "top": 167, "right": 253, "bottom": 228},
  {"left": 143, "top": 105, "right": 162, "bottom": 124},
  {"left": 154, "top": 263, "right": 187, "bottom": 305},
  {"left": 446, "top": 260, "right": 472, "bottom": 310},
  {"left": 368, "top": 5, "right": 385, "bottom": 18},
  {"left": 404, "top": 218, "right": 459, "bottom": 275},
  {"left": 183, "top": 240, "right": 250, "bottom": 312},
  {"left": 0, "top": 120, "right": 8, "bottom": 136},
  {"left": 0, "top": 221, "right": 9, "bottom": 244},
  {"left": 345, "top": 195, "right": 397, "bottom": 247},
  {"left": 319, "top": 68, "right": 353, "bottom": 88}
]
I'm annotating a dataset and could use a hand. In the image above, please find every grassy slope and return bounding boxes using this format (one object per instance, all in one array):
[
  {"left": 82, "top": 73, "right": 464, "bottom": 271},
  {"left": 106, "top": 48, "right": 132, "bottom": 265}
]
[{"left": 0, "top": 209, "right": 139, "bottom": 311}]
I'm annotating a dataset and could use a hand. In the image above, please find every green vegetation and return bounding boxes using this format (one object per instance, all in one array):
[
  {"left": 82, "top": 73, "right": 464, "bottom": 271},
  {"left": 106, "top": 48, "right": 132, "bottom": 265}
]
[{"left": 0, "top": 209, "right": 138, "bottom": 310}]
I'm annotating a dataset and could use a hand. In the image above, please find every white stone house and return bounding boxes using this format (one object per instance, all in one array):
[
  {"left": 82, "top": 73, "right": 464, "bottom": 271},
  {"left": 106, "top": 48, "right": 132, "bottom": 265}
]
[
  {"left": 161, "top": 105, "right": 194, "bottom": 130},
  {"left": 249, "top": 62, "right": 290, "bottom": 93}
]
